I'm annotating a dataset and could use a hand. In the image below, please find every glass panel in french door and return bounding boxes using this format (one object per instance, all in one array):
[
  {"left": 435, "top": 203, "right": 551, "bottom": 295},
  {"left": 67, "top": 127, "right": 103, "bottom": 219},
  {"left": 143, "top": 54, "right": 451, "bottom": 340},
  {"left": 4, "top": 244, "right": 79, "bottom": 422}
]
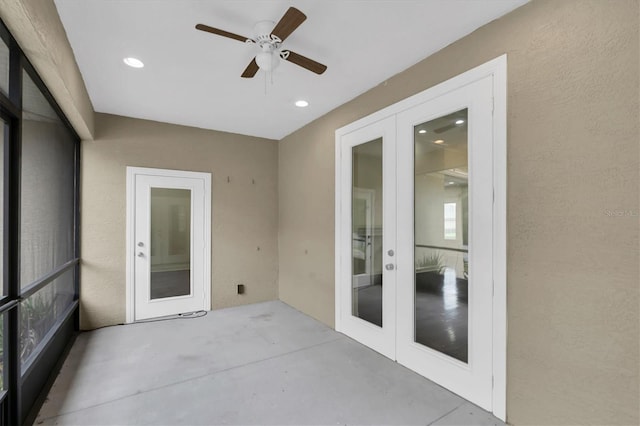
[
  {"left": 351, "top": 138, "right": 383, "bottom": 327},
  {"left": 414, "top": 109, "right": 469, "bottom": 363}
]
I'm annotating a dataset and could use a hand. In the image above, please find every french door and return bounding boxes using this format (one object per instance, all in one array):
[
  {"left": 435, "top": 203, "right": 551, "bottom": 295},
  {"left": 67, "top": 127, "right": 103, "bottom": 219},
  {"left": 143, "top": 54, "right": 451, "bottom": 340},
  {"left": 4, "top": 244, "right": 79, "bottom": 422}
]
[
  {"left": 336, "top": 62, "right": 505, "bottom": 416},
  {"left": 395, "top": 76, "right": 494, "bottom": 409},
  {"left": 127, "top": 167, "right": 211, "bottom": 321},
  {"left": 338, "top": 116, "right": 397, "bottom": 359}
]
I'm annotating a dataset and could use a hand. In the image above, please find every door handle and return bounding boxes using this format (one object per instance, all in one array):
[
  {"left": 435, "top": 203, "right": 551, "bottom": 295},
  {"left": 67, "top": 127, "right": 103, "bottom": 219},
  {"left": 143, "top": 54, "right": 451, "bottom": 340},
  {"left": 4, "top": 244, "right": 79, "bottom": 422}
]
[
  {"left": 385, "top": 263, "right": 394, "bottom": 271},
  {"left": 137, "top": 252, "right": 144, "bottom": 257}
]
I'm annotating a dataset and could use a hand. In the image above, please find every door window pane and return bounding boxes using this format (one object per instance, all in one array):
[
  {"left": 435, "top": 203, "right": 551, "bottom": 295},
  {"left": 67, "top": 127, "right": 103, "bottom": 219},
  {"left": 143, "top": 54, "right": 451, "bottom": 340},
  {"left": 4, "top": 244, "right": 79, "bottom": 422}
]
[
  {"left": 150, "top": 188, "right": 191, "bottom": 299},
  {"left": 414, "top": 109, "right": 469, "bottom": 363},
  {"left": 20, "top": 72, "right": 75, "bottom": 287},
  {"left": 352, "top": 138, "right": 383, "bottom": 327}
]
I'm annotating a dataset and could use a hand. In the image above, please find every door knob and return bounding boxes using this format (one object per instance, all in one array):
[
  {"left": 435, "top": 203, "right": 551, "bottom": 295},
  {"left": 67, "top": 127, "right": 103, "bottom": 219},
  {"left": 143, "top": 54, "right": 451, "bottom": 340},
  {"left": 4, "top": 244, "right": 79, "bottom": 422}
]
[
  {"left": 385, "top": 263, "right": 394, "bottom": 271},
  {"left": 387, "top": 249, "right": 394, "bottom": 256},
  {"left": 137, "top": 242, "right": 144, "bottom": 247},
  {"left": 137, "top": 252, "right": 144, "bottom": 257}
]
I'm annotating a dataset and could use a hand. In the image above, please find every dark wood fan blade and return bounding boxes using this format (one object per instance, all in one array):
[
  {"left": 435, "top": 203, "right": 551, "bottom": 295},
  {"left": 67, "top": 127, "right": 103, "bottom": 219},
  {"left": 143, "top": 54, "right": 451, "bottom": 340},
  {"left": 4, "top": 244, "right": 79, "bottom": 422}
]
[
  {"left": 283, "top": 51, "right": 327, "bottom": 75},
  {"left": 434, "top": 123, "right": 456, "bottom": 134},
  {"left": 241, "top": 58, "right": 259, "bottom": 78},
  {"left": 271, "top": 7, "right": 306, "bottom": 42},
  {"left": 195, "top": 24, "right": 249, "bottom": 43}
]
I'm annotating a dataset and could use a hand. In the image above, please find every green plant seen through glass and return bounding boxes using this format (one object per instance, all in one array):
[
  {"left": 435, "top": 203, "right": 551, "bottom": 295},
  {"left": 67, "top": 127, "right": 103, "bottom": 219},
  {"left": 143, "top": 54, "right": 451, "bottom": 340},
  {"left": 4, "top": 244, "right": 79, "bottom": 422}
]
[
  {"left": 0, "top": 288, "right": 60, "bottom": 390},
  {"left": 20, "top": 291, "right": 55, "bottom": 365},
  {"left": 415, "top": 252, "right": 445, "bottom": 274}
]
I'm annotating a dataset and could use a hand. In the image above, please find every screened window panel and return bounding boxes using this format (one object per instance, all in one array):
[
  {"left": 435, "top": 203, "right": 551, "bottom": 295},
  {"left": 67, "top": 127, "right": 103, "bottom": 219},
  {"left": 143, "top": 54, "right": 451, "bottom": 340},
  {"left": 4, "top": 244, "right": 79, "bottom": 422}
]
[
  {"left": 0, "top": 37, "right": 8, "bottom": 96},
  {"left": 19, "top": 268, "right": 75, "bottom": 368},
  {"left": 20, "top": 72, "right": 75, "bottom": 287},
  {"left": 0, "top": 121, "right": 4, "bottom": 296}
]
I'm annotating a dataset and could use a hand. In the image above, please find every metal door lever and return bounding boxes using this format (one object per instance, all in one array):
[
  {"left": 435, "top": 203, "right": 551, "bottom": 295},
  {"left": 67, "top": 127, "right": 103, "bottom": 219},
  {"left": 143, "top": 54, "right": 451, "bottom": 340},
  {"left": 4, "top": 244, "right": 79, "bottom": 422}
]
[
  {"left": 385, "top": 263, "right": 394, "bottom": 270},
  {"left": 137, "top": 252, "right": 144, "bottom": 257}
]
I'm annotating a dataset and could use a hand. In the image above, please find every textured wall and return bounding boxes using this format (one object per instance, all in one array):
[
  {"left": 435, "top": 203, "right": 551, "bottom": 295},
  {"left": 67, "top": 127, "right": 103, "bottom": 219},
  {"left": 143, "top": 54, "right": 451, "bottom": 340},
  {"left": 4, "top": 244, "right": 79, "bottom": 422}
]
[
  {"left": 81, "top": 113, "right": 279, "bottom": 329},
  {"left": 278, "top": 0, "right": 639, "bottom": 424},
  {"left": 0, "top": 0, "right": 94, "bottom": 139}
]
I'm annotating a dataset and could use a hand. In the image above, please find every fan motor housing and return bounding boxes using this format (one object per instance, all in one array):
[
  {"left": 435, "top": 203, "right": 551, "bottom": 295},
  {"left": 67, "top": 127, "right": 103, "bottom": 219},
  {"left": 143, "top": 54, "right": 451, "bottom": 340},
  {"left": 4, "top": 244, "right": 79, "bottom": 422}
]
[{"left": 253, "top": 20, "right": 279, "bottom": 45}]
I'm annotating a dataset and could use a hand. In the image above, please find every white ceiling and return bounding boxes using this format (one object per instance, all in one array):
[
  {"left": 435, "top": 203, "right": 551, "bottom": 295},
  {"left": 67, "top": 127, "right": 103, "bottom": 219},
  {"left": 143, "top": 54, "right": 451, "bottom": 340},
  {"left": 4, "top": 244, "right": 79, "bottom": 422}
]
[{"left": 54, "top": 0, "right": 527, "bottom": 140}]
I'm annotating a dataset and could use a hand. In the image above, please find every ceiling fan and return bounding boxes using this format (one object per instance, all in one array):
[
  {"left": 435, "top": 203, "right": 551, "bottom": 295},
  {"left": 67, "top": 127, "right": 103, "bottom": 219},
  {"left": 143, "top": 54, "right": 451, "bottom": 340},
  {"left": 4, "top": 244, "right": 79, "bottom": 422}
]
[{"left": 196, "top": 7, "right": 327, "bottom": 78}]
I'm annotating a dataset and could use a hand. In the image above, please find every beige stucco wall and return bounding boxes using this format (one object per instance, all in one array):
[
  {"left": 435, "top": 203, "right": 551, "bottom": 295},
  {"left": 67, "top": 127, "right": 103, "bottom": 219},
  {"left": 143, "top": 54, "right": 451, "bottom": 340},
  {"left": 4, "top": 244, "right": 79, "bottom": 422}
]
[
  {"left": 81, "top": 113, "right": 279, "bottom": 329},
  {"left": 278, "top": 0, "right": 639, "bottom": 424}
]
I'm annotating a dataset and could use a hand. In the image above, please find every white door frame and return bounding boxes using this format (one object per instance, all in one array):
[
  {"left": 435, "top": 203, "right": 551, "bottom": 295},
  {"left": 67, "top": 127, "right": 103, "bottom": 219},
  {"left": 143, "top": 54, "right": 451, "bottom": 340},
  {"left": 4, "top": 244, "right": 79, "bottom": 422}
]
[
  {"left": 126, "top": 167, "right": 212, "bottom": 323},
  {"left": 334, "top": 55, "right": 507, "bottom": 420}
]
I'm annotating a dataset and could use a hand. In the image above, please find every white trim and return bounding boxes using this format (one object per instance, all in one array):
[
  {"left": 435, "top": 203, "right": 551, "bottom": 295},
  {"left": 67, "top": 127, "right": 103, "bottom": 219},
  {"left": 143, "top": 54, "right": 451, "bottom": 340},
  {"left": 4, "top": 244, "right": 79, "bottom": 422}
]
[
  {"left": 126, "top": 168, "right": 135, "bottom": 324},
  {"left": 335, "top": 56, "right": 507, "bottom": 139},
  {"left": 334, "top": 55, "right": 507, "bottom": 421},
  {"left": 203, "top": 173, "right": 212, "bottom": 316},
  {"left": 126, "top": 167, "right": 212, "bottom": 323},
  {"left": 335, "top": 135, "right": 342, "bottom": 332},
  {"left": 491, "top": 55, "right": 508, "bottom": 422}
]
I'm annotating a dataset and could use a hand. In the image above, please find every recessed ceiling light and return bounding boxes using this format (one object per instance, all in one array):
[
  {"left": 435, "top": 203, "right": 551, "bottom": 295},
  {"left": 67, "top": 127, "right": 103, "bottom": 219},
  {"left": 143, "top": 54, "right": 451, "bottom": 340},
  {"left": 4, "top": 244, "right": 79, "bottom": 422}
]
[
  {"left": 123, "top": 57, "right": 144, "bottom": 68},
  {"left": 455, "top": 119, "right": 465, "bottom": 125},
  {"left": 295, "top": 100, "right": 309, "bottom": 108},
  {"left": 448, "top": 181, "right": 455, "bottom": 185},
  {"left": 418, "top": 129, "right": 427, "bottom": 134},
  {"left": 434, "top": 139, "right": 444, "bottom": 144}
]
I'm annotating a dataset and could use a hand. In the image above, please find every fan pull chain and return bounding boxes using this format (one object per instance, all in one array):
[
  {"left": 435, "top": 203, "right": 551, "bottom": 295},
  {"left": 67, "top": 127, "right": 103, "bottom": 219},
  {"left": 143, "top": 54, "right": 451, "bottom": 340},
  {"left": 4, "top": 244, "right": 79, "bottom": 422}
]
[{"left": 263, "top": 70, "right": 276, "bottom": 96}]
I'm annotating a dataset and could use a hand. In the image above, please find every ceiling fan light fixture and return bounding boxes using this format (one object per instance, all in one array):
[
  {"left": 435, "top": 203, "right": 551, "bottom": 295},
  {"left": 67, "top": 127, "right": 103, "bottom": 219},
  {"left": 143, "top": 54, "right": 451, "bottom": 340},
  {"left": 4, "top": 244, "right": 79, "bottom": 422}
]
[
  {"left": 256, "top": 51, "right": 280, "bottom": 72},
  {"left": 196, "top": 7, "right": 326, "bottom": 78}
]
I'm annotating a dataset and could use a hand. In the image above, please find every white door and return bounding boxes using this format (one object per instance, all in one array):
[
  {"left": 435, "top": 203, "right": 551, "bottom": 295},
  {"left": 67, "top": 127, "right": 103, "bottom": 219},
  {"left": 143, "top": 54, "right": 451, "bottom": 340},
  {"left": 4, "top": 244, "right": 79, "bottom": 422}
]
[
  {"left": 336, "top": 68, "right": 503, "bottom": 414},
  {"left": 127, "top": 167, "right": 211, "bottom": 321},
  {"left": 395, "top": 75, "right": 494, "bottom": 409},
  {"left": 338, "top": 116, "right": 396, "bottom": 359}
]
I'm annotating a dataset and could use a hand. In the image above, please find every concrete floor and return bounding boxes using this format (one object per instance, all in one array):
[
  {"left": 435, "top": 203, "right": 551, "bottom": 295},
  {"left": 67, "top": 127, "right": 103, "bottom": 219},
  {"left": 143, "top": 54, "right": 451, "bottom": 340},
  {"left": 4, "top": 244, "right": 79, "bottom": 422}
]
[{"left": 36, "top": 301, "right": 504, "bottom": 425}]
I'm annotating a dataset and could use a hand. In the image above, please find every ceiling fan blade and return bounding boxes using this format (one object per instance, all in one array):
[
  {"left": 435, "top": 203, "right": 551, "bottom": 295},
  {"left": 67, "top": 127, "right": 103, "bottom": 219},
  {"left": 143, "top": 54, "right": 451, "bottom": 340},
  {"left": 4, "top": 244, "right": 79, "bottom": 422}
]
[
  {"left": 283, "top": 51, "right": 327, "bottom": 75},
  {"left": 195, "top": 24, "right": 250, "bottom": 43},
  {"left": 271, "top": 7, "right": 306, "bottom": 42},
  {"left": 241, "top": 58, "right": 259, "bottom": 78},
  {"left": 434, "top": 123, "right": 457, "bottom": 134}
]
